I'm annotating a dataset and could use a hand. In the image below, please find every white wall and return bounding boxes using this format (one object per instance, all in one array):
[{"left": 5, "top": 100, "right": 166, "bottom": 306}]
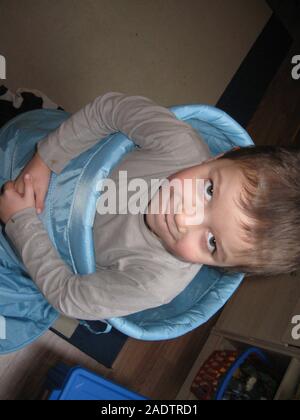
[{"left": 0, "top": 0, "right": 272, "bottom": 110}]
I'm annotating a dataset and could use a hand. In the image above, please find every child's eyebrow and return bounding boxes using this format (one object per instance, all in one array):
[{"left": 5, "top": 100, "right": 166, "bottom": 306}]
[
  {"left": 217, "top": 236, "right": 227, "bottom": 263},
  {"left": 214, "top": 170, "right": 228, "bottom": 263},
  {"left": 214, "top": 169, "right": 222, "bottom": 201}
]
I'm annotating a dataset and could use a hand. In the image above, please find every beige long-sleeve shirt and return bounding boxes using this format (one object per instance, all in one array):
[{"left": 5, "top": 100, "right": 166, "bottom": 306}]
[{"left": 4, "top": 92, "right": 212, "bottom": 320}]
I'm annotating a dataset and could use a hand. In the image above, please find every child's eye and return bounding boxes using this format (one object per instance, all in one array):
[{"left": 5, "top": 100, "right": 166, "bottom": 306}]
[
  {"left": 204, "top": 179, "right": 214, "bottom": 201},
  {"left": 207, "top": 232, "right": 217, "bottom": 254},
  {"left": 204, "top": 180, "right": 217, "bottom": 254}
]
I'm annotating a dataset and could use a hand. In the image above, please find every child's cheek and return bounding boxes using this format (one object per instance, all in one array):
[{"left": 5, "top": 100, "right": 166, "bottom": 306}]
[{"left": 172, "top": 238, "right": 201, "bottom": 264}]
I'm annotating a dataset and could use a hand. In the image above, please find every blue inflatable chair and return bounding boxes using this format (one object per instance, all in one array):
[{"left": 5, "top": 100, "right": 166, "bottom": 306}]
[{"left": 0, "top": 104, "right": 254, "bottom": 353}]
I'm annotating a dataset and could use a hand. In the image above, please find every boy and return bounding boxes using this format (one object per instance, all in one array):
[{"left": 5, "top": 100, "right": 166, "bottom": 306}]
[{"left": 0, "top": 92, "right": 299, "bottom": 320}]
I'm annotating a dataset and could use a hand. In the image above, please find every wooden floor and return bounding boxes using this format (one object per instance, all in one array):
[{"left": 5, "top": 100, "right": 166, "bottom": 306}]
[
  {"left": 0, "top": 40, "right": 299, "bottom": 400},
  {"left": 0, "top": 315, "right": 217, "bottom": 400}
]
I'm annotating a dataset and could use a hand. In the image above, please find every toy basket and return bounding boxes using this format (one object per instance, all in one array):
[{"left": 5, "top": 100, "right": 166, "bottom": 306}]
[
  {"left": 191, "top": 347, "right": 281, "bottom": 400},
  {"left": 191, "top": 350, "right": 238, "bottom": 400}
]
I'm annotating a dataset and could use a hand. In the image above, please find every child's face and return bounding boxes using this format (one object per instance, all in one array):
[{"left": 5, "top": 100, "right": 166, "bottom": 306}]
[{"left": 145, "top": 157, "right": 252, "bottom": 267}]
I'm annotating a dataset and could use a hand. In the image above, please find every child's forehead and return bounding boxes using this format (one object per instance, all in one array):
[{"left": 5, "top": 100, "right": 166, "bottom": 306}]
[
  {"left": 211, "top": 158, "right": 239, "bottom": 171},
  {"left": 177, "top": 158, "right": 244, "bottom": 185},
  {"left": 197, "top": 157, "right": 242, "bottom": 176}
]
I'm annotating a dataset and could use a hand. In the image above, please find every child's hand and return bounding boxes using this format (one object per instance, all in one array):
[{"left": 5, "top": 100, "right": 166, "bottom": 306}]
[
  {"left": 0, "top": 175, "right": 36, "bottom": 224},
  {"left": 13, "top": 151, "right": 51, "bottom": 215}
]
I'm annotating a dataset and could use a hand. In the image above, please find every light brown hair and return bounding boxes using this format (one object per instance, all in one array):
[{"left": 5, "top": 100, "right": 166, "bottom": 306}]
[{"left": 215, "top": 144, "right": 300, "bottom": 278}]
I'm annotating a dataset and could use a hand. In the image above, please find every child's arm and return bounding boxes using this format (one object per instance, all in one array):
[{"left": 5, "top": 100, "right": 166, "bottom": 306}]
[
  {"left": 4, "top": 208, "right": 166, "bottom": 320},
  {"left": 37, "top": 92, "right": 206, "bottom": 174}
]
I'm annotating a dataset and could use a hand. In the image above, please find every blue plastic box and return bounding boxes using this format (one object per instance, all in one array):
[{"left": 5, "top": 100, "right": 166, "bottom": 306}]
[{"left": 47, "top": 364, "right": 148, "bottom": 400}]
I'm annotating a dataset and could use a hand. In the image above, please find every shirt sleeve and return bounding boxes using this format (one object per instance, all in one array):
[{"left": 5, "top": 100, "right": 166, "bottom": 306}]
[
  {"left": 4, "top": 207, "right": 165, "bottom": 320},
  {"left": 37, "top": 92, "right": 198, "bottom": 174}
]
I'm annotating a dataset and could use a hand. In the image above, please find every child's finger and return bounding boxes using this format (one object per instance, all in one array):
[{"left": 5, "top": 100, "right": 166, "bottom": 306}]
[
  {"left": 24, "top": 174, "right": 35, "bottom": 201},
  {"left": 1, "top": 181, "right": 15, "bottom": 193},
  {"left": 35, "top": 189, "right": 46, "bottom": 214},
  {"left": 14, "top": 178, "right": 25, "bottom": 195}
]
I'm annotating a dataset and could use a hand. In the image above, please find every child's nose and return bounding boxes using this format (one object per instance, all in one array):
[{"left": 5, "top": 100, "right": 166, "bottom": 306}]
[
  {"left": 172, "top": 178, "right": 205, "bottom": 234},
  {"left": 174, "top": 204, "right": 204, "bottom": 234}
]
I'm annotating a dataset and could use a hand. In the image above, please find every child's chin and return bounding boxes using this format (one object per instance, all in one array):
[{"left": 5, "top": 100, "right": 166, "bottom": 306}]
[{"left": 161, "top": 240, "right": 180, "bottom": 257}]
